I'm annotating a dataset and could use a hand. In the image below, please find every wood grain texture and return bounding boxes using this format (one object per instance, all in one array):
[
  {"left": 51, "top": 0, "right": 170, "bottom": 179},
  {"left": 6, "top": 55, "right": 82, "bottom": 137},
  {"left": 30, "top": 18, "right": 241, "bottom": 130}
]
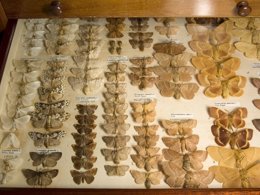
[
  {"left": 0, "top": 188, "right": 260, "bottom": 195},
  {"left": 0, "top": 1, "right": 7, "bottom": 31},
  {"left": 1, "top": 0, "right": 260, "bottom": 18}
]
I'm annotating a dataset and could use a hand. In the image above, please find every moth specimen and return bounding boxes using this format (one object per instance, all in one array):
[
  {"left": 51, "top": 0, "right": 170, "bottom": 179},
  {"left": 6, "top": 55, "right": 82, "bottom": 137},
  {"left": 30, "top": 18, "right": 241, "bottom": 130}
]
[
  {"left": 252, "top": 99, "right": 260, "bottom": 109},
  {"left": 129, "top": 32, "right": 153, "bottom": 51},
  {"left": 162, "top": 149, "right": 207, "bottom": 171},
  {"left": 131, "top": 100, "right": 157, "bottom": 113},
  {"left": 106, "top": 18, "right": 125, "bottom": 38},
  {"left": 22, "top": 169, "right": 58, "bottom": 186},
  {"left": 162, "top": 135, "right": 199, "bottom": 153},
  {"left": 186, "top": 17, "right": 226, "bottom": 26},
  {"left": 108, "top": 40, "right": 122, "bottom": 55},
  {"left": 154, "top": 17, "right": 175, "bottom": 26},
  {"left": 102, "top": 135, "right": 130, "bottom": 148},
  {"left": 131, "top": 109, "right": 156, "bottom": 124},
  {"left": 75, "top": 114, "right": 97, "bottom": 125},
  {"left": 134, "top": 125, "right": 159, "bottom": 136},
  {"left": 197, "top": 75, "right": 246, "bottom": 98},
  {"left": 102, "top": 123, "right": 130, "bottom": 135},
  {"left": 29, "top": 152, "right": 62, "bottom": 167},
  {"left": 207, "top": 146, "right": 260, "bottom": 168},
  {"left": 72, "top": 143, "right": 97, "bottom": 158},
  {"left": 103, "top": 114, "right": 128, "bottom": 124},
  {"left": 70, "top": 168, "right": 97, "bottom": 184},
  {"left": 191, "top": 56, "right": 240, "bottom": 79},
  {"left": 73, "top": 124, "right": 97, "bottom": 134},
  {"left": 28, "top": 131, "right": 66, "bottom": 148},
  {"left": 155, "top": 80, "right": 199, "bottom": 99},
  {"left": 103, "top": 102, "right": 128, "bottom": 115},
  {"left": 155, "top": 26, "right": 178, "bottom": 38},
  {"left": 130, "top": 170, "right": 163, "bottom": 189},
  {"left": 131, "top": 154, "right": 162, "bottom": 171},
  {"left": 76, "top": 104, "right": 98, "bottom": 115},
  {"left": 153, "top": 42, "right": 186, "bottom": 56},
  {"left": 153, "top": 52, "right": 194, "bottom": 82},
  {"left": 252, "top": 77, "right": 260, "bottom": 94},
  {"left": 101, "top": 147, "right": 131, "bottom": 164},
  {"left": 208, "top": 107, "right": 248, "bottom": 129},
  {"left": 0, "top": 132, "right": 20, "bottom": 149},
  {"left": 160, "top": 119, "right": 197, "bottom": 136},
  {"left": 104, "top": 165, "right": 129, "bottom": 176},
  {"left": 252, "top": 119, "right": 260, "bottom": 131},
  {"left": 133, "top": 145, "right": 160, "bottom": 157},
  {"left": 71, "top": 156, "right": 97, "bottom": 170},
  {"left": 186, "top": 20, "right": 233, "bottom": 44},
  {"left": 71, "top": 132, "right": 96, "bottom": 147},
  {"left": 133, "top": 135, "right": 159, "bottom": 147},
  {"left": 209, "top": 162, "right": 260, "bottom": 188},
  {"left": 211, "top": 125, "right": 253, "bottom": 149}
]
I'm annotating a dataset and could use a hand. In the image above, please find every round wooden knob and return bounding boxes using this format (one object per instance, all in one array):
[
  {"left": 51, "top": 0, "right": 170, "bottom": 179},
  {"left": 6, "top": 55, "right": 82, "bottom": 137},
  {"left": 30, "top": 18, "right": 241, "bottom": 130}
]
[
  {"left": 50, "top": 0, "right": 62, "bottom": 16},
  {"left": 237, "top": 1, "right": 252, "bottom": 16}
]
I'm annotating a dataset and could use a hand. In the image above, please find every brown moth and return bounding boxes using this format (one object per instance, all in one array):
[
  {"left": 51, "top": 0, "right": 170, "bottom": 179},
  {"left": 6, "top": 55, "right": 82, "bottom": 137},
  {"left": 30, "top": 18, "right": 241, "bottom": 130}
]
[
  {"left": 76, "top": 104, "right": 98, "bottom": 115},
  {"left": 211, "top": 125, "right": 253, "bottom": 149},
  {"left": 183, "top": 170, "right": 214, "bottom": 188},
  {"left": 104, "top": 165, "right": 129, "bottom": 176},
  {"left": 155, "top": 26, "right": 178, "bottom": 38},
  {"left": 105, "top": 72, "right": 126, "bottom": 82},
  {"left": 198, "top": 75, "right": 247, "bottom": 98},
  {"left": 153, "top": 42, "right": 186, "bottom": 56},
  {"left": 128, "top": 73, "right": 157, "bottom": 90},
  {"left": 252, "top": 99, "right": 260, "bottom": 109},
  {"left": 129, "top": 18, "right": 149, "bottom": 26},
  {"left": 154, "top": 17, "right": 175, "bottom": 26},
  {"left": 251, "top": 77, "right": 260, "bottom": 94},
  {"left": 162, "top": 135, "right": 199, "bottom": 153},
  {"left": 105, "top": 23, "right": 125, "bottom": 38},
  {"left": 186, "top": 17, "right": 226, "bottom": 26},
  {"left": 208, "top": 107, "right": 248, "bottom": 129},
  {"left": 134, "top": 125, "right": 159, "bottom": 136},
  {"left": 252, "top": 119, "right": 260, "bottom": 131},
  {"left": 235, "top": 41, "right": 260, "bottom": 60},
  {"left": 34, "top": 100, "right": 69, "bottom": 114},
  {"left": 102, "top": 114, "right": 128, "bottom": 124},
  {"left": 129, "top": 66, "right": 154, "bottom": 77},
  {"left": 29, "top": 152, "right": 62, "bottom": 167},
  {"left": 130, "top": 100, "right": 157, "bottom": 113},
  {"left": 71, "top": 132, "right": 96, "bottom": 147},
  {"left": 28, "top": 131, "right": 66, "bottom": 148},
  {"left": 73, "top": 123, "right": 96, "bottom": 134},
  {"left": 133, "top": 135, "right": 159, "bottom": 147},
  {"left": 103, "top": 92, "right": 126, "bottom": 104},
  {"left": 131, "top": 154, "right": 162, "bottom": 171},
  {"left": 101, "top": 147, "right": 131, "bottom": 164},
  {"left": 75, "top": 114, "right": 97, "bottom": 125},
  {"left": 133, "top": 145, "right": 160, "bottom": 157},
  {"left": 129, "top": 32, "right": 153, "bottom": 40},
  {"left": 102, "top": 135, "right": 130, "bottom": 148},
  {"left": 162, "top": 149, "right": 207, "bottom": 171},
  {"left": 70, "top": 168, "right": 97, "bottom": 185},
  {"left": 107, "top": 62, "right": 127, "bottom": 72},
  {"left": 130, "top": 57, "right": 154, "bottom": 66},
  {"left": 103, "top": 102, "right": 128, "bottom": 115},
  {"left": 129, "top": 39, "right": 153, "bottom": 51},
  {"left": 130, "top": 170, "right": 163, "bottom": 189},
  {"left": 156, "top": 80, "right": 199, "bottom": 99},
  {"left": 160, "top": 119, "right": 197, "bottom": 136},
  {"left": 105, "top": 83, "right": 127, "bottom": 94},
  {"left": 72, "top": 143, "right": 96, "bottom": 158},
  {"left": 71, "top": 156, "right": 97, "bottom": 170},
  {"left": 22, "top": 169, "right": 58, "bottom": 187},
  {"left": 102, "top": 123, "right": 130, "bottom": 135},
  {"left": 131, "top": 110, "right": 156, "bottom": 123},
  {"left": 189, "top": 41, "right": 234, "bottom": 62}
]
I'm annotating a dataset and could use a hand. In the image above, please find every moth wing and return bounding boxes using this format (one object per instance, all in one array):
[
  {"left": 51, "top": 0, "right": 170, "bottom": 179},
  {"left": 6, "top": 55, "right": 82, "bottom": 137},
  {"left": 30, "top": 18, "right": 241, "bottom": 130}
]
[
  {"left": 153, "top": 53, "right": 172, "bottom": 67},
  {"left": 235, "top": 42, "right": 257, "bottom": 59},
  {"left": 1, "top": 132, "right": 20, "bottom": 149},
  {"left": 191, "top": 56, "right": 215, "bottom": 71},
  {"left": 209, "top": 166, "right": 241, "bottom": 188},
  {"left": 148, "top": 171, "right": 163, "bottom": 185},
  {"left": 68, "top": 76, "right": 83, "bottom": 90},
  {"left": 29, "top": 152, "right": 43, "bottom": 166},
  {"left": 155, "top": 80, "right": 175, "bottom": 97},
  {"left": 104, "top": 165, "right": 129, "bottom": 176},
  {"left": 162, "top": 148, "right": 183, "bottom": 162},
  {"left": 70, "top": 170, "right": 83, "bottom": 185},
  {"left": 184, "top": 134, "right": 199, "bottom": 152},
  {"left": 180, "top": 83, "right": 199, "bottom": 99},
  {"left": 221, "top": 57, "right": 240, "bottom": 79},
  {"left": 162, "top": 137, "right": 181, "bottom": 152},
  {"left": 189, "top": 150, "right": 207, "bottom": 170},
  {"left": 186, "top": 24, "right": 209, "bottom": 41},
  {"left": 189, "top": 170, "right": 214, "bottom": 188},
  {"left": 252, "top": 119, "right": 260, "bottom": 131},
  {"left": 22, "top": 169, "right": 39, "bottom": 186},
  {"left": 130, "top": 170, "right": 146, "bottom": 184},
  {"left": 189, "top": 41, "right": 213, "bottom": 58},
  {"left": 131, "top": 155, "right": 145, "bottom": 169},
  {"left": 211, "top": 125, "right": 231, "bottom": 146},
  {"left": 246, "top": 162, "right": 260, "bottom": 187},
  {"left": 44, "top": 152, "right": 62, "bottom": 167},
  {"left": 207, "top": 146, "right": 236, "bottom": 168},
  {"left": 160, "top": 120, "right": 179, "bottom": 135},
  {"left": 235, "top": 128, "right": 253, "bottom": 149},
  {"left": 252, "top": 78, "right": 260, "bottom": 89}
]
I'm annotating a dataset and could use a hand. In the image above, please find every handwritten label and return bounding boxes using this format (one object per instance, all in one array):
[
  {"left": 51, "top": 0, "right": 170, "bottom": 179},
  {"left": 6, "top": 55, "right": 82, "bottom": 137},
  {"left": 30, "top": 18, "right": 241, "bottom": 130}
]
[
  {"left": 1, "top": 149, "right": 21, "bottom": 155},
  {"left": 36, "top": 149, "right": 60, "bottom": 153},
  {"left": 214, "top": 102, "right": 241, "bottom": 107},
  {"left": 133, "top": 93, "right": 156, "bottom": 101},
  {"left": 107, "top": 56, "right": 128, "bottom": 62},
  {"left": 75, "top": 96, "right": 99, "bottom": 104},
  {"left": 170, "top": 113, "right": 194, "bottom": 119}
]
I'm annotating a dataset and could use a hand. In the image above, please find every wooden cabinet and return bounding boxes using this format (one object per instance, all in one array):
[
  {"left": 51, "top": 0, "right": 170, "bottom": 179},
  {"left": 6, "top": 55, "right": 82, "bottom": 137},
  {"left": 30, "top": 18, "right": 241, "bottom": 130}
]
[{"left": 1, "top": 1, "right": 260, "bottom": 195}]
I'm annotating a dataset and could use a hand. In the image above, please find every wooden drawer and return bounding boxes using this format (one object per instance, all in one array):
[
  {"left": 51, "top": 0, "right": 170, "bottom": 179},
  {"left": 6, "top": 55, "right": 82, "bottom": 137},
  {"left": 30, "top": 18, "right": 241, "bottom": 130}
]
[{"left": 1, "top": 0, "right": 260, "bottom": 18}]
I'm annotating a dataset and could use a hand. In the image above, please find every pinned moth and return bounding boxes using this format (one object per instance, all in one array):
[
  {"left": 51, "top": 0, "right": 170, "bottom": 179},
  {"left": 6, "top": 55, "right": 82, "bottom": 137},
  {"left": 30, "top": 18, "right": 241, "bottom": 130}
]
[
  {"left": 70, "top": 168, "right": 97, "bottom": 185},
  {"left": 104, "top": 165, "right": 129, "bottom": 176},
  {"left": 29, "top": 152, "right": 62, "bottom": 167},
  {"left": 101, "top": 147, "right": 131, "bottom": 164}
]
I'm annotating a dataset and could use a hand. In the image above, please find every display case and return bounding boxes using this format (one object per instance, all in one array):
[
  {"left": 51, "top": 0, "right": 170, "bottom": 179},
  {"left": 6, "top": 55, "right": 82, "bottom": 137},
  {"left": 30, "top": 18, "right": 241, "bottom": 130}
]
[{"left": 0, "top": 1, "right": 260, "bottom": 195}]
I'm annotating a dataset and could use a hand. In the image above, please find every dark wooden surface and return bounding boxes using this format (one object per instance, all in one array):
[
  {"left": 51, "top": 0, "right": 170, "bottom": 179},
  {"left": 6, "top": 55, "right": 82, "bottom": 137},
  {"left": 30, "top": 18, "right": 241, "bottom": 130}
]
[{"left": 1, "top": 0, "right": 260, "bottom": 18}]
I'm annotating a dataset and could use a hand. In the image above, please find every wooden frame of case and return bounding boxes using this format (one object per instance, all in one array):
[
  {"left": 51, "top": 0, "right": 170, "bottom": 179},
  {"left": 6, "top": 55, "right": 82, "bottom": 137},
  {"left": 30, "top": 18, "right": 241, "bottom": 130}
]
[{"left": 0, "top": 1, "right": 260, "bottom": 194}]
